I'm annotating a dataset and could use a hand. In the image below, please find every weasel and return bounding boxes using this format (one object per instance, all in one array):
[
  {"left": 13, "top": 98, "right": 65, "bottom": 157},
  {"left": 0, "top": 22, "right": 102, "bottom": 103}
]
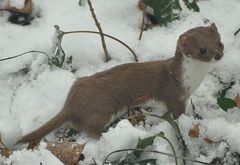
[{"left": 17, "top": 23, "right": 224, "bottom": 144}]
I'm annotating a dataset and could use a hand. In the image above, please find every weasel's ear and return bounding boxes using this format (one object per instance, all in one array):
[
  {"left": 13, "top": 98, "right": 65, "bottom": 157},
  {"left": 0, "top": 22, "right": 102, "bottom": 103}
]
[
  {"left": 178, "top": 33, "right": 192, "bottom": 47},
  {"left": 209, "top": 23, "right": 218, "bottom": 32}
]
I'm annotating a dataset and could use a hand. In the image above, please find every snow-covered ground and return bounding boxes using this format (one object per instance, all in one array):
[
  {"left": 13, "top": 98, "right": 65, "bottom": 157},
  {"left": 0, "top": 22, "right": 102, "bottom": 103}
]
[{"left": 0, "top": 0, "right": 240, "bottom": 164}]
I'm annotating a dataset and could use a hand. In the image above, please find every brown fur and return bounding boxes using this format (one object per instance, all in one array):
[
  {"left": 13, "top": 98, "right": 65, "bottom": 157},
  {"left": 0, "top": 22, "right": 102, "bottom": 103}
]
[{"left": 17, "top": 24, "right": 224, "bottom": 144}]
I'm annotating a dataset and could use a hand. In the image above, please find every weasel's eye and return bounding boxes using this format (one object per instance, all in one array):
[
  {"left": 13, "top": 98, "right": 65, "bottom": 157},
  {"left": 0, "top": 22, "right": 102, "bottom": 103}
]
[{"left": 200, "top": 48, "right": 207, "bottom": 54}]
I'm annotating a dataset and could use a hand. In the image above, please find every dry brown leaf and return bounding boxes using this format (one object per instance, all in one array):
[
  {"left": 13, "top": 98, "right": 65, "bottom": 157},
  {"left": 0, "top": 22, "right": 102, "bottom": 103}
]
[
  {"left": 234, "top": 94, "right": 240, "bottom": 108},
  {"left": 188, "top": 124, "right": 200, "bottom": 137},
  {"left": 27, "top": 140, "right": 41, "bottom": 150},
  {"left": 0, "top": 134, "right": 12, "bottom": 158},
  {"left": 138, "top": 0, "right": 146, "bottom": 11},
  {"left": 128, "top": 114, "right": 145, "bottom": 126},
  {"left": 6, "top": 0, "right": 32, "bottom": 14},
  {"left": 204, "top": 137, "right": 214, "bottom": 144},
  {"left": 0, "top": 148, "right": 12, "bottom": 158},
  {"left": 47, "top": 141, "right": 86, "bottom": 165}
]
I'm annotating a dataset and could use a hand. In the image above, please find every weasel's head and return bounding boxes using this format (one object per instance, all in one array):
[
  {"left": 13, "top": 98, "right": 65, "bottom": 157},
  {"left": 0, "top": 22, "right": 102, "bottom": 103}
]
[{"left": 176, "top": 23, "right": 224, "bottom": 62}]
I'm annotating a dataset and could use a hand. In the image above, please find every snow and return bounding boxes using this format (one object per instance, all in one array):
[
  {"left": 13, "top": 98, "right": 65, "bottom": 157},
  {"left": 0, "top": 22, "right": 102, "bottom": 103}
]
[{"left": 0, "top": 0, "right": 240, "bottom": 164}]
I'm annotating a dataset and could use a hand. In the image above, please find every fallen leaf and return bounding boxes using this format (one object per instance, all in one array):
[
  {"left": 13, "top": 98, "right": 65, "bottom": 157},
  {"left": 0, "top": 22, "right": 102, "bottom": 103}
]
[
  {"left": 6, "top": 0, "right": 32, "bottom": 14},
  {"left": 204, "top": 137, "right": 214, "bottom": 144},
  {"left": 0, "top": 148, "right": 12, "bottom": 158},
  {"left": 128, "top": 114, "right": 145, "bottom": 126},
  {"left": 27, "top": 140, "right": 41, "bottom": 150},
  {"left": 188, "top": 124, "right": 200, "bottom": 137},
  {"left": 47, "top": 141, "right": 86, "bottom": 165},
  {"left": 138, "top": 0, "right": 146, "bottom": 11},
  {"left": 0, "top": 134, "right": 12, "bottom": 158},
  {"left": 234, "top": 94, "right": 240, "bottom": 108}
]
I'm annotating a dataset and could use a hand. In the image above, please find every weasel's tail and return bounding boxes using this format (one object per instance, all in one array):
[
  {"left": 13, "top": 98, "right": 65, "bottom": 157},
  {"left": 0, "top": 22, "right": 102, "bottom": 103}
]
[{"left": 16, "top": 110, "right": 68, "bottom": 144}]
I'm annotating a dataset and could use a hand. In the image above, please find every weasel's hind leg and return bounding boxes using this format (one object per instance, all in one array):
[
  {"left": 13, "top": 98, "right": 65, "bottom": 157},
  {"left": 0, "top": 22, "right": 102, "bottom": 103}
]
[{"left": 69, "top": 101, "right": 120, "bottom": 138}]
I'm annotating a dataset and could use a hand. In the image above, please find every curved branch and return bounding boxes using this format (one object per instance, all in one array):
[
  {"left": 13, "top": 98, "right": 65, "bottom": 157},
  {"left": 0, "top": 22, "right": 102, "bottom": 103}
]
[
  {"left": 0, "top": 50, "right": 51, "bottom": 64},
  {"left": 139, "top": 4, "right": 146, "bottom": 40},
  {"left": 103, "top": 148, "right": 209, "bottom": 165},
  {"left": 63, "top": 30, "right": 138, "bottom": 62},
  {"left": 158, "top": 133, "right": 178, "bottom": 165}
]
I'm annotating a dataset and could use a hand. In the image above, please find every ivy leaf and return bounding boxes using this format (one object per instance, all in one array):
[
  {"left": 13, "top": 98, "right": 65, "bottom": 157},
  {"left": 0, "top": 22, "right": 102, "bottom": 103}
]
[
  {"left": 183, "top": 0, "right": 200, "bottom": 12},
  {"left": 143, "top": 0, "right": 181, "bottom": 26},
  {"left": 217, "top": 97, "right": 236, "bottom": 111},
  {"left": 143, "top": 0, "right": 199, "bottom": 26},
  {"left": 51, "top": 46, "right": 65, "bottom": 68},
  {"left": 133, "top": 134, "right": 160, "bottom": 158}
]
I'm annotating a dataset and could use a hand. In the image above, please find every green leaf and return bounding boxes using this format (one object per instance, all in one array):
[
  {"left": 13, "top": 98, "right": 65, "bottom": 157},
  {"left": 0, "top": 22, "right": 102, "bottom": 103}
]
[
  {"left": 183, "top": 0, "right": 200, "bottom": 12},
  {"left": 133, "top": 134, "right": 160, "bottom": 158},
  {"left": 51, "top": 46, "right": 65, "bottom": 68},
  {"left": 66, "top": 128, "right": 78, "bottom": 137},
  {"left": 143, "top": 0, "right": 181, "bottom": 26},
  {"left": 217, "top": 97, "right": 236, "bottom": 112},
  {"left": 143, "top": 0, "right": 199, "bottom": 26},
  {"left": 66, "top": 56, "right": 73, "bottom": 65},
  {"left": 79, "top": 0, "right": 86, "bottom": 6}
]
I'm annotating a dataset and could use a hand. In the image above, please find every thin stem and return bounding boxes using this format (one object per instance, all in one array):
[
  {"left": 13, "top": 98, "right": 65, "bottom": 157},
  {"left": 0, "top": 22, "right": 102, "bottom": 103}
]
[
  {"left": 103, "top": 148, "right": 209, "bottom": 165},
  {"left": 63, "top": 30, "right": 138, "bottom": 62},
  {"left": 92, "top": 157, "right": 98, "bottom": 165},
  {"left": 87, "top": 0, "right": 111, "bottom": 62},
  {"left": 159, "top": 134, "right": 178, "bottom": 165},
  {"left": 139, "top": 5, "right": 146, "bottom": 40},
  {"left": 0, "top": 50, "right": 51, "bottom": 64},
  {"left": 234, "top": 28, "right": 240, "bottom": 36}
]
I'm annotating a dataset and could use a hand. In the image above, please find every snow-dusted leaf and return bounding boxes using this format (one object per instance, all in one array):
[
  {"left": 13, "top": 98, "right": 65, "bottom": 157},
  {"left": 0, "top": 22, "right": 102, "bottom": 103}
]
[
  {"left": 183, "top": 0, "right": 199, "bottom": 12},
  {"left": 51, "top": 46, "right": 66, "bottom": 68},
  {"left": 133, "top": 134, "right": 158, "bottom": 158},
  {"left": 128, "top": 114, "right": 145, "bottom": 126},
  {"left": 47, "top": 141, "right": 86, "bottom": 165},
  {"left": 52, "top": 25, "right": 64, "bottom": 54},
  {"left": 142, "top": 0, "right": 199, "bottom": 26},
  {"left": 143, "top": 0, "right": 181, "bottom": 26}
]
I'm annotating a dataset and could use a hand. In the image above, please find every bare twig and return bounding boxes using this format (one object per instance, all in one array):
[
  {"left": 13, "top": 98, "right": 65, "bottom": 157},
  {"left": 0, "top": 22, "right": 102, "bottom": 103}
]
[
  {"left": 139, "top": 5, "right": 146, "bottom": 40},
  {"left": 63, "top": 30, "right": 138, "bottom": 62},
  {"left": 87, "top": 0, "right": 111, "bottom": 62},
  {"left": 103, "top": 148, "right": 209, "bottom": 165},
  {"left": 234, "top": 28, "right": 240, "bottom": 36},
  {"left": 92, "top": 157, "right": 98, "bottom": 165}
]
